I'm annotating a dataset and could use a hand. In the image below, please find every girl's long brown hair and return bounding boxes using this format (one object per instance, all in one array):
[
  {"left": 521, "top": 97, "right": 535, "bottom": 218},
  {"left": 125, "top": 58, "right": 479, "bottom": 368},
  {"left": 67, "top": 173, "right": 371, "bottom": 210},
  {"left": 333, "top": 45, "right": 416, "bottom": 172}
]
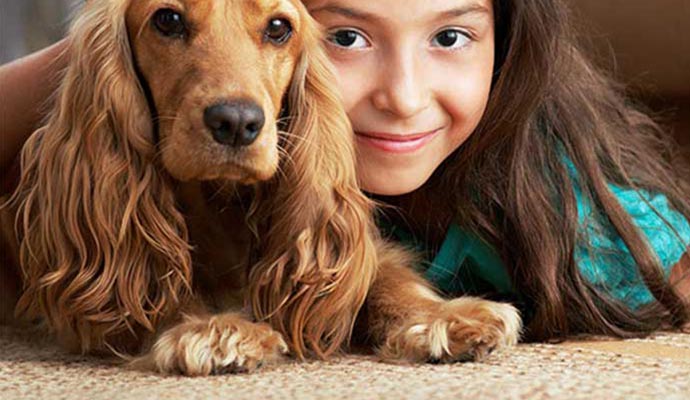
[{"left": 440, "top": 0, "right": 690, "bottom": 340}]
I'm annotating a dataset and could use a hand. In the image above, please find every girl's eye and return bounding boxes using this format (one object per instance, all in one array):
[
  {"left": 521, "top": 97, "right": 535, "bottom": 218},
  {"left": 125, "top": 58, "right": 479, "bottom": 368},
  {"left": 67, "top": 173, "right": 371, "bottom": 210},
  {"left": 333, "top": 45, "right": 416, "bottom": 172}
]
[
  {"left": 431, "top": 29, "right": 471, "bottom": 49},
  {"left": 327, "top": 29, "right": 369, "bottom": 49},
  {"left": 152, "top": 8, "right": 187, "bottom": 38}
]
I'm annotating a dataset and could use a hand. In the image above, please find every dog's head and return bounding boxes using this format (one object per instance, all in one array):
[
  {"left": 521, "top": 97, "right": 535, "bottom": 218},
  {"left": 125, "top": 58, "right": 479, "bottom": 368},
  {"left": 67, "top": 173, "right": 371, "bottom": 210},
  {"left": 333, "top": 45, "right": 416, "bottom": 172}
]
[
  {"left": 13, "top": 0, "right": 377, "bottom": 358},
  {"left": 126, "top": 0, "right": 310, "bottom": 182}
]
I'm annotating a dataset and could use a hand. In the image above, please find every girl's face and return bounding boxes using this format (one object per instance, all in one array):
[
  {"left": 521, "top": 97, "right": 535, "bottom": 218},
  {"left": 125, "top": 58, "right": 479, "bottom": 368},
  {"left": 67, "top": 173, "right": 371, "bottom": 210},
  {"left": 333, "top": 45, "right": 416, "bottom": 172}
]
[{"left": 305, "top": 0, "right": 495, "bottom": 195}]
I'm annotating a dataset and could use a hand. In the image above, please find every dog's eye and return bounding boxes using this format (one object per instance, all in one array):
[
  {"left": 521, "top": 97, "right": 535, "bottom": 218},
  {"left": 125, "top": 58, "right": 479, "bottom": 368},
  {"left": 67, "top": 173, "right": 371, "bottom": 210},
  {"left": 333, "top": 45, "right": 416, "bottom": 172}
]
[
  {"left": 153, "top": 8, "right": 187, "bottom": 38},
  {"left": 264, "top": 18, "right": 292, "bottom": 45}
]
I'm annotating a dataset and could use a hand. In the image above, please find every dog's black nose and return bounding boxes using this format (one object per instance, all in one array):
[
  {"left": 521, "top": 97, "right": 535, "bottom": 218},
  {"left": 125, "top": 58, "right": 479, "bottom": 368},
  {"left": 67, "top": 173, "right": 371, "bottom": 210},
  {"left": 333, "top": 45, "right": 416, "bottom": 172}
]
[{"left": 204, "top": 101, "right": 265, "bottom": 147}]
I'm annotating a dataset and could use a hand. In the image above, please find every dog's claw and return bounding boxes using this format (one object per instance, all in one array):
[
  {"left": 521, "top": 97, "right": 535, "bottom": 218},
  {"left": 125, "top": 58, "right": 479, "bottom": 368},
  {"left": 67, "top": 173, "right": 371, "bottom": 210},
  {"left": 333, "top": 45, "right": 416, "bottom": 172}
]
[
  {"left": 215, "top": 363, "right": 250, "bottom": 375},
  {"left": 454, "top": 352, "right": 475, "bottom": 363}
]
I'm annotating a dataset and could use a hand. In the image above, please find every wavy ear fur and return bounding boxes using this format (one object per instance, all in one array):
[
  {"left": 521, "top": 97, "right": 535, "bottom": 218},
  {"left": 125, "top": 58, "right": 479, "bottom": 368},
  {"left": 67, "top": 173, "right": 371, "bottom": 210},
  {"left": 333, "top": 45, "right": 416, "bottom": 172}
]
[
  {"left": 249, "top": 11, "right": 379, "bottom": 359},
  {"left": 8, "top": 0, "right": 192, "bottom": 353}
]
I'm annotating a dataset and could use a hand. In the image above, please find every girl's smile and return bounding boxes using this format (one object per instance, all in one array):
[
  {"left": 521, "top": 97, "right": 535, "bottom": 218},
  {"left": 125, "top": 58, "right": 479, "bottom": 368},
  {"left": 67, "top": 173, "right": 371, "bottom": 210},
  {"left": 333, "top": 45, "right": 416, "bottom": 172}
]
[{"left": 355, "top": 127, "right": 444, "bottom": 154}]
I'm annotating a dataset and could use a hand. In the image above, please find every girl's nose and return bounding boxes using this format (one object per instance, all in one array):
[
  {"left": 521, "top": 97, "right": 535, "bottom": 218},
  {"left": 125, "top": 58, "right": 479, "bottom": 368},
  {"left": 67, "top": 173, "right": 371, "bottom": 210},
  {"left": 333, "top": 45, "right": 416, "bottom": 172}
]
[{"left": 371, "top": 50, "right": 430, "bottom": 118}]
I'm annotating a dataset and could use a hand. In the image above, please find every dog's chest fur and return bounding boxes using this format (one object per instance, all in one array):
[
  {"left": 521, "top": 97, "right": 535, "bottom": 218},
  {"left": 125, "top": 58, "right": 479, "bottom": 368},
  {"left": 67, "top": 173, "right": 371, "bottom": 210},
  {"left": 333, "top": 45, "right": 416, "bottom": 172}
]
[{"left": 176, "top": 181, "right": 256, "bottom": 311}]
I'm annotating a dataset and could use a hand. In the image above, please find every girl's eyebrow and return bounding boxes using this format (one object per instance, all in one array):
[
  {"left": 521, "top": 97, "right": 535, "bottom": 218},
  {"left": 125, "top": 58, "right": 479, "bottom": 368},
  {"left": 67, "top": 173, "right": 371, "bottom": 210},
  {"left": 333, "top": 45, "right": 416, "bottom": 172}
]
[
  {"left": 308, "top": 5, "right": 375, "bottom": 21},
  {"left": 309, "top": 2, "right": 490, "bottom": 23},
  {"left": 435, "top": 4, "right": 492, "bottom": 20}
]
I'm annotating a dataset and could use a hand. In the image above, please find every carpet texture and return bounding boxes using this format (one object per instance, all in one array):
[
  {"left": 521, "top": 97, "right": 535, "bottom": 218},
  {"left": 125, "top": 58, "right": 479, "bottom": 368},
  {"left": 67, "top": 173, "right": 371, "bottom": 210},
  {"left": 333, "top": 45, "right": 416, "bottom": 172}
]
[{"left": 1, "top": 325, "right": 689, "bottom": 400}]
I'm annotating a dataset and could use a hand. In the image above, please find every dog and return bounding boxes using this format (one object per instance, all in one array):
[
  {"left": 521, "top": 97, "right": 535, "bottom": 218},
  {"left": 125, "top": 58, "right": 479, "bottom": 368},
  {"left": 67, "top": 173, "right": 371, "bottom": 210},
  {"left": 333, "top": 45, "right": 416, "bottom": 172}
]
[{"left": 0, "top": 0, "right": 521, "bottom": 375}]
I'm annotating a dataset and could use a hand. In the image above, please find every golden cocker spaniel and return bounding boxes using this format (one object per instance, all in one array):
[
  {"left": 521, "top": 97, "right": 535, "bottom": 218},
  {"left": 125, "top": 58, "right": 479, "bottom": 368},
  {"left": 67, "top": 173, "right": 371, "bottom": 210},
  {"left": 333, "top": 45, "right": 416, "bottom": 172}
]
[{"left": 0, "top": 0, "right": 521, "bottom": 376}]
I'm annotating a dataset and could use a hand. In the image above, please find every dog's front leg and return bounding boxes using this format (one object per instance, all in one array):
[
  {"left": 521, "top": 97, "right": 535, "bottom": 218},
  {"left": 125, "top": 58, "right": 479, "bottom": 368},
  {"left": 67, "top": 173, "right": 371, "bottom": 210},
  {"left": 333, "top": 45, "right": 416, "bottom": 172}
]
[
  {"left": 363, "top": 244, "right": 522, "bottom": 363},
  {"left": 131, "top": 308, "right": 288, "bottom": 376}
]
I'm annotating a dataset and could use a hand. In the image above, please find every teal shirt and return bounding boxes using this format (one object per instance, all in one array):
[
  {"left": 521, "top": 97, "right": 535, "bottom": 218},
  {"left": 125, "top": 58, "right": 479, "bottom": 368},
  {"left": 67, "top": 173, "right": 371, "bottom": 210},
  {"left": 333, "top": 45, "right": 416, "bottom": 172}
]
[{"left": 382, "top": 185, "right": 690, "bottom": 311}]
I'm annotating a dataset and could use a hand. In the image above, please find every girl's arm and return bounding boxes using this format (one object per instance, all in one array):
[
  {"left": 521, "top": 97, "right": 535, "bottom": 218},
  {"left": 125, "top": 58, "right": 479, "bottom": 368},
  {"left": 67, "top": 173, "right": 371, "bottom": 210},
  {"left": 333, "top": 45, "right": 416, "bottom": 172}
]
[
  {"left": 671, "top": 252, "right": 690, "bottom": 304},
  {"left": 0, "top": 39, "right": 68, "bottom": 179}
]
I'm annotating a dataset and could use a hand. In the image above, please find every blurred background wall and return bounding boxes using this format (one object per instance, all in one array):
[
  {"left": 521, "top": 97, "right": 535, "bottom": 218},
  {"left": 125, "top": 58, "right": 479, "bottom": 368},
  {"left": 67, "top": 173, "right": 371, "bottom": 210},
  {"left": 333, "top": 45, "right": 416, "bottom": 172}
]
[
  {"left": 0, "top": 0, "right": 688, "bottom": 151},
  {"left": 0, "top": 0, "right": 79, "bottom": 63},
  {"left": 572, "top": 0, "right": 690, "bottom": 154}
]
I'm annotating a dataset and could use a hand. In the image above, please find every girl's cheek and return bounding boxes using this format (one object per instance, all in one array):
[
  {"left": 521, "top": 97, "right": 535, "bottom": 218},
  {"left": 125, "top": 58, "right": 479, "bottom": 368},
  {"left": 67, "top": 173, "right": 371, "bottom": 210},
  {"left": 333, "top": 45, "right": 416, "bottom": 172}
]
[
  {"left": 435, "top": 55, "right": 493, "bottom": 117},
  {"left": 329, "top": 57, "right": 373, "bottom": 112}
]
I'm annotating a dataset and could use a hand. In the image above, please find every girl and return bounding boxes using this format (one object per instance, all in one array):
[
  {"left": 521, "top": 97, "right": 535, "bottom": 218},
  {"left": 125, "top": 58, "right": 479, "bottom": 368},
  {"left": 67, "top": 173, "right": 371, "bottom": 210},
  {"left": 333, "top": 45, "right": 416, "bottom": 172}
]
[
  {"left": 300, "top": 0, "right": 690, "bottom": 340},
  {"left": 2, "top": 0, "right": 689, "bottom": 343}
]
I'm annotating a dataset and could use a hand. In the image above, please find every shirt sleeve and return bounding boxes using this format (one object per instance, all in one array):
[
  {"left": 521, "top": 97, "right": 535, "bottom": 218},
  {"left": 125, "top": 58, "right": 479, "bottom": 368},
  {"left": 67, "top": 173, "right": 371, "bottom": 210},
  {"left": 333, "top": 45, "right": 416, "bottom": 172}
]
[{"left": 574, "top": 183, "right": 690, "bottom": 309}]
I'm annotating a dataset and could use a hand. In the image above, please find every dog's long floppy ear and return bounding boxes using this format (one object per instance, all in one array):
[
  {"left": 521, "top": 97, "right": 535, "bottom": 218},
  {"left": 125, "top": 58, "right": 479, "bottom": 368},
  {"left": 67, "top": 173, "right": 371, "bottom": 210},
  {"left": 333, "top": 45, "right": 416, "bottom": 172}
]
[
  {"left": 8, "top": 1, "right": 192, "bottom": 353},
  {"left": 249, "top": 12, "right": 379, "bottom": 359}
]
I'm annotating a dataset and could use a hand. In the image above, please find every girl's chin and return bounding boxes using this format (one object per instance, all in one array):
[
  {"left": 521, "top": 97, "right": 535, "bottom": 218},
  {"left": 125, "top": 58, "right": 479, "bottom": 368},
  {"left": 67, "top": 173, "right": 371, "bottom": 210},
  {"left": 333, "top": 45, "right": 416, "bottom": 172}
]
[{"left": 358, "top": 171, "right": 431, "bottom": 196}]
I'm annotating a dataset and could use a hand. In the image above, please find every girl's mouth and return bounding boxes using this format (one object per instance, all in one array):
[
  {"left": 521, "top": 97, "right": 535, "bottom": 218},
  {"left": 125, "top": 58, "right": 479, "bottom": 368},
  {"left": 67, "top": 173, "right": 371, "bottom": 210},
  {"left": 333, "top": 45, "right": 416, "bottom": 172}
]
[{"left": 355, "top": 128, "right": 442, "bottom": 154}]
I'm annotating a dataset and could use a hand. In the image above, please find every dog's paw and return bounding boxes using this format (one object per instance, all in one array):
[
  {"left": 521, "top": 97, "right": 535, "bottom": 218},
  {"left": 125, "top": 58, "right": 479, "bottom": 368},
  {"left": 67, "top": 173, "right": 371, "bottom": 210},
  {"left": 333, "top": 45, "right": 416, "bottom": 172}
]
[
  {"left": 378, "top": 297, "right": 521, "bottom": 363},
  {"left": 132, "top": 313, "right": 288, "bottom": 376}
]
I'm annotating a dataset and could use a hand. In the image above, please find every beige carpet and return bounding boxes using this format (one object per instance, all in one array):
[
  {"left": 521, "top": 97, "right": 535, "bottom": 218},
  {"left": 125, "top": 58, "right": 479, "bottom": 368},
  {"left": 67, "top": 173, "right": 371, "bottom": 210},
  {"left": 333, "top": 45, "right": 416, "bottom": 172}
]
[{"left": 1, "top": 325, "right": 689, "bottom": 400}]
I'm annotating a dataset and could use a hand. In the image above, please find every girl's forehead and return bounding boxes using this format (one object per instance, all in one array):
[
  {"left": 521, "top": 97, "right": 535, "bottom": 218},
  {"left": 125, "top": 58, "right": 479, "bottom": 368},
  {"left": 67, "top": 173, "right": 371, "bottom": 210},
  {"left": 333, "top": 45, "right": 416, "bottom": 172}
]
[
  {"left": 302, "top": 0, "right": 492, "bottom": 13},
  {"left": 303, "top": 0, "right": 493, "bottom": 25}
]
